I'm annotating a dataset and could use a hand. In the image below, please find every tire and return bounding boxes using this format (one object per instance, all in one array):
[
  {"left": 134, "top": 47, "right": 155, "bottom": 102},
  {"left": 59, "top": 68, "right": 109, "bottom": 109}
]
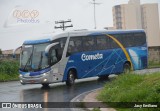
[
  {"left": 42, "top": 83, "right": 49, "bottom": 88},
  {"left": 98, "top": 75, "right": 109, "bottom": 79},
  {"left": 66, "top": 70, "right": 75, "bottom": 86},
  {"left": 98, "top": 75, "right": 109, "bottom": 81},
  {"left": 123, "top": 63, "right": 131, "bottom": 74}
]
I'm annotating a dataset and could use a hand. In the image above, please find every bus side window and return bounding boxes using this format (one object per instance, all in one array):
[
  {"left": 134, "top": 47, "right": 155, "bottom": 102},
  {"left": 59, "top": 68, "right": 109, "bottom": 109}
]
[
  {"left": 67, "top": 41, "right": 74, "bottom": 56},
  {"left": 134, "top": 33, "right": 146, "bottom": 46},
  {"left": 113, "top": 34, "right": 125, "bottom": 47},
  {"left": 109, "top": 34, "right": 119, "bottom": 49},
  {"left": 125, "top": 34, "right": 134, "bottom": 47},
  {"left": 49, "top": 48, "right": 58, "bottom": 65},
  {"left": 53, "top": 37, "right": 67, "bottom": 60},
  {"left": 82, "top": 36, "right": 95, "bottom": 51},
  {"left": 96, "top": 35, "right": 107, "bottom": 50},
  {"left": 74, "top": 37, "right": 82, "bottom": 52},
  {"left": 67, "top": 37, "right": 82, "bottom": 57}
]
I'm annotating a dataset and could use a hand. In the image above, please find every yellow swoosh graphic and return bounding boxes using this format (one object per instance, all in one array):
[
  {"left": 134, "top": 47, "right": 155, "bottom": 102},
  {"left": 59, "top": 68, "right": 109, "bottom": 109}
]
[{"left": 106, "top": 34, "right": 133, "bottom": 70}]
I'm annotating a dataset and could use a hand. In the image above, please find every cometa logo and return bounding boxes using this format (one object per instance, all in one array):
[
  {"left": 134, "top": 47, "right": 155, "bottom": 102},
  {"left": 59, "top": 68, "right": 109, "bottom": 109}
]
[{"left": 81, "top": 53, "right": 103, "bottom": 61}]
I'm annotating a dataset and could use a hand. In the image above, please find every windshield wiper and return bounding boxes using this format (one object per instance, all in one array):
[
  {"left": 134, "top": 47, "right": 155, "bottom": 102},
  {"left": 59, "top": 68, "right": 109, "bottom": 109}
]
[
  {"left": 23, "top": 46, "right": 34, "bottom": 71},
  {"left": 38, "top": 52, "right": 43, "bottom": 70},
  {"left": 23, "top": 53, "right": 33, "bottom": 71}
]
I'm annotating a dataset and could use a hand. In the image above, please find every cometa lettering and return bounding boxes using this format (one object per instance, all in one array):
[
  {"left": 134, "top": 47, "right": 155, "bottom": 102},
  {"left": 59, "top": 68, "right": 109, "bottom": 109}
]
[{"left": 81, "top": 53, "right": 103, "bottom": 61}]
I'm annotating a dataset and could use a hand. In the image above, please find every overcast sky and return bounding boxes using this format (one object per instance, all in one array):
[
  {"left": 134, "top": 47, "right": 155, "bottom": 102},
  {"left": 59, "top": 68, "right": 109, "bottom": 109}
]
[{"left": 0, "top": 0, "right": 160, "bottom": 50}]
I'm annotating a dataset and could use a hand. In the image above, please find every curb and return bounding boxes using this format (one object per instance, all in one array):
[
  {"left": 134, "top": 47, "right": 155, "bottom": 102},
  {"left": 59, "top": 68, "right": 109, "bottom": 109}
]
[
  {"left": 70, "top": 88, "right": 102, "bottom": 111},
  {"left": 70, "top": 88, "right": 116, "bottom": 111}
]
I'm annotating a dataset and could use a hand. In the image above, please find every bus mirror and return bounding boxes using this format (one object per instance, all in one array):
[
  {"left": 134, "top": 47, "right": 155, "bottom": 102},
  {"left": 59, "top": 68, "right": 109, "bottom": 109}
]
[
  {"left": 45, "top": 42, "right": 59, "bottom": 57},
  {"left": 13, "top": 46, "right": 22, "bottom": 58}
]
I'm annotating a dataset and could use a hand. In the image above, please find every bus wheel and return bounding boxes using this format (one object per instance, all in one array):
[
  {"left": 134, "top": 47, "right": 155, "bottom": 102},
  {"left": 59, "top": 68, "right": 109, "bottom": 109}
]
[
  {"left": 98, "top": 75, "right": 109, "bottom": 80},
  {"left": 66, "top": 70, "right": 75, "bottom": 86},
  {"left": 123, "top": 63, "right": 131, "bottom": 74},
  {"left": 42, "top": 83, "right": 49, "bottom": 88}
]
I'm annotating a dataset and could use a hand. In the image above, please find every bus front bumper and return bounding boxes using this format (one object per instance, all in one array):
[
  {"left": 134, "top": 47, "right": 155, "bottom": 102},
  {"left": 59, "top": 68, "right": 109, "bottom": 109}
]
[{"left": 19, "top": 73, "right": 60, "bottom": 85}]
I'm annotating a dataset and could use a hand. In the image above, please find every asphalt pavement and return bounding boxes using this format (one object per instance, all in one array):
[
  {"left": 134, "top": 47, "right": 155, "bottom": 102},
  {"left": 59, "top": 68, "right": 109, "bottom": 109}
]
[
  {"left": 0, "top": 68, "right": 160, "bottom": 111},
  {"left": 0, "top": 76, "right": 112, "bottom": 111}
]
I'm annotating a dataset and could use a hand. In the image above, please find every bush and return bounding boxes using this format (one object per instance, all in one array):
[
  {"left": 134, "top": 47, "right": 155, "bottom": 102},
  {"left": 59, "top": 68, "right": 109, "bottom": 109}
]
[
  {"left": 0, "top": 59, "right": 19, "bottom": 81},
  {"left": 98, "top": 73, "right": 160, "bottom": 111}
]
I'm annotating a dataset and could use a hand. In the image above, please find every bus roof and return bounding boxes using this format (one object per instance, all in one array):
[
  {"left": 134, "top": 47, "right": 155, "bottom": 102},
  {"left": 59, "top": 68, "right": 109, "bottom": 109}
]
[{"left": 23, "top": 29, "right": 145, "bottom": 45}]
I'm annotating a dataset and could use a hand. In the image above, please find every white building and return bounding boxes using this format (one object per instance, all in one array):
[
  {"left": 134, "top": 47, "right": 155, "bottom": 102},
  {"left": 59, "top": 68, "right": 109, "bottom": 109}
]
[
  {"left": 141, "top": 3, "right": 160, "bottom": 47},
  {"left": 113, "top": 0, "right": 160, "bottom": 62}
]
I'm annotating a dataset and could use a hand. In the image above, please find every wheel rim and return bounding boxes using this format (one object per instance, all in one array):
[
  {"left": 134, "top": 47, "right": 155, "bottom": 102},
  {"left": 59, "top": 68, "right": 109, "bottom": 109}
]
[
  {"left": 124, "top": 64, "right": 130, "bottom": 74},
  {"left": 69, "top": 73, "right": 74, "bottom": 84}
]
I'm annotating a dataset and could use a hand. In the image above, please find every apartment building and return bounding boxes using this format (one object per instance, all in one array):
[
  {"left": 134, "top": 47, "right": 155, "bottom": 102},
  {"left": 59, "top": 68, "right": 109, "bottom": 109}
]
[{"left": 113, "top": 0, "right": 160, "bottom": 62}]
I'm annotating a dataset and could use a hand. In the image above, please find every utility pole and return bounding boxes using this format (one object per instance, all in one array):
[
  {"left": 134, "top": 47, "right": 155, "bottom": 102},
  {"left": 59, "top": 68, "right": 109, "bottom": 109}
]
[
  {"left": 90, "top": 0, "right": 101, "bottom": 29},
  {"left": 55, "top": 19, "right": 73, "bottom": 31}
]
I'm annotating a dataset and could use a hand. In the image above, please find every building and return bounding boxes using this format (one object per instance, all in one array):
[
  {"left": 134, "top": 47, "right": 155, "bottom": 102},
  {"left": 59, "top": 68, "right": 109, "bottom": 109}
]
[
  {"left": 0, "top": 49, "right": 20, "bottom": 59},
  {"left": 113, "top": 0, "right": 142, "bottom": 29},
  {"left": 141, "top": 3, "right": 160, "bottom": 47},
  {"left": 113, "top": 0, "right": 160, "bottom": 63}
]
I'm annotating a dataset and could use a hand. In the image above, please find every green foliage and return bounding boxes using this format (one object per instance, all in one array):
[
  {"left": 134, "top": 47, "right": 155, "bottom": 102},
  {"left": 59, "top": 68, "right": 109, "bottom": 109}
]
[
  {"left": 98, "top": 73, "right": 160, "bottom": 111},
  {"left": 92, "top": 108, "right": 101, "bottom": 111},
  {"left": 0, "top": 59, "right": 19, "bottom": 81},
  {"left": 0, "top": 49, "right": 2, "bottom": 55},
  {"left": 148, "top": 61, "right": 160, "bottom": 68}
]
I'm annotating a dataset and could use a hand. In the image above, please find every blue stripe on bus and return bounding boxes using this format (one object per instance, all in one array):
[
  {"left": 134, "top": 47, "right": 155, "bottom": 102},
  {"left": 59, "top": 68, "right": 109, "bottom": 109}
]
[
  {"left": 30, "top": 68, "right": 51, "bottom": 76},
  {"left": 23, "top": 39, "right": 51, "bottom": 45},
  {"left": 19, "top": 67, "right": 51, "bottom": 76}
]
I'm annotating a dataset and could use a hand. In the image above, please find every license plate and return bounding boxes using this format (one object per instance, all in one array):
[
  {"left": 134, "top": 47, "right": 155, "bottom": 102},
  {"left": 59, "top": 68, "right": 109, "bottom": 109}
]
[{"left": 30, "top": 80, "right": 35, "bottom": 83}]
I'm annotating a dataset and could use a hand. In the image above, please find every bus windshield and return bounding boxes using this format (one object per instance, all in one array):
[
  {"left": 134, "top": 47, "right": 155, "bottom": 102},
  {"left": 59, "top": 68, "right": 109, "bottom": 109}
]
[{"left": 20, "top": 43, "right": 50, "bottom": 72}]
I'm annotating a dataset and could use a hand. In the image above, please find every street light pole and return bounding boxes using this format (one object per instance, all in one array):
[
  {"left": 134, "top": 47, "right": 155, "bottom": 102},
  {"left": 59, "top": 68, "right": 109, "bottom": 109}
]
[
  {"left": 93, "top": 0, "right": 96, "bottom": 29},
  {"left": 90, "top": 0, "right": 101, "bottom": 29}
]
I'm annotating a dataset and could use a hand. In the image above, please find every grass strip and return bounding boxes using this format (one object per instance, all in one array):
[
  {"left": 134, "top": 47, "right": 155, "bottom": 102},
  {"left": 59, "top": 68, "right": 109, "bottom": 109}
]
[{"left": 98, "top": 73, "right": 160, "bottom": 111}]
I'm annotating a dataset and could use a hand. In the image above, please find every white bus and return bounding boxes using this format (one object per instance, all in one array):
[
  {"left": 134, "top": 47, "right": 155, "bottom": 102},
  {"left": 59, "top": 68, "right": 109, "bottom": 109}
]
[{"left": 14, "top": 29, "right": 148, "bottom": 87}]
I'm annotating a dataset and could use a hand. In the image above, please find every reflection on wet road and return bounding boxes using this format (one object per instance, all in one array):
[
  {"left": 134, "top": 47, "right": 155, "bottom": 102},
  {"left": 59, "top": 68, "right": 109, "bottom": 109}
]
[{"left": 0, "top": 76, "right": 115, "bottom": 111}]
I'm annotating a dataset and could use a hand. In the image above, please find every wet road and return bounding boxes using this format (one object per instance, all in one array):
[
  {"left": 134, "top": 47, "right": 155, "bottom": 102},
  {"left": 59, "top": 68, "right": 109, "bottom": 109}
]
[
  {"left": 0, "top": 76, "right": 114, "bottom": 111},
  {"left": 1, "top": 68, "right": 159, "bottom": 111}
]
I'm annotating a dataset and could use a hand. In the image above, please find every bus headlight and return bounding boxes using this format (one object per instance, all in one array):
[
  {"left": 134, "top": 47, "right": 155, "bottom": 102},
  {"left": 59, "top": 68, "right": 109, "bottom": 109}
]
[
  {"left": 43, "top": 73, "right": 47, "bottom": 76},
  {"left": 19, "top": 74, "right": 23, "bottom": 77},
  {"left": 43, "top": 79, "right": 47, "bottom": 82}
]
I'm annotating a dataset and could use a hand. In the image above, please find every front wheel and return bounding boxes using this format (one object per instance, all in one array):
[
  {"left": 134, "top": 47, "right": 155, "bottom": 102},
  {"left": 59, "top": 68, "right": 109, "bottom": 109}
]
[
  {"left": 42, "top": 83, "right": 49, "bottom": 88},
  {"left": 98, "top": 75, "right": 109, "bottom": 79},
  {"left": 123, "top": 63, "right": 131, "bottom": 74},
  {"left": 66, "top": 70, "right": 75, "bottom": 86}
]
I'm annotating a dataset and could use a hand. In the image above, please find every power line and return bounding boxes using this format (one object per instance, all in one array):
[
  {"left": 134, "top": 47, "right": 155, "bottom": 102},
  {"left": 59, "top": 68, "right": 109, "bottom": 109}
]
[
  {"left": 90, "top": 0, "right": 101, "bottom": 29},
  {"left": 55, "top": 19, "right": 73, "bottom": 31}
]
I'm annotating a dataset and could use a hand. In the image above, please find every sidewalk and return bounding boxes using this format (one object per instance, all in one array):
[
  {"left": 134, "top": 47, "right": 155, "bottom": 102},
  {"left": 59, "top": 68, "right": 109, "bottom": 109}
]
[{"left": 83, "top": 88, "right": 116, "bottom": 111}]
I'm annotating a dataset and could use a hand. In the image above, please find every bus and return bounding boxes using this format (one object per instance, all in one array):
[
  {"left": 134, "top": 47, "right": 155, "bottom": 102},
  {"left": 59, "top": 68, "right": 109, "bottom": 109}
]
[{"left": 13, "top": 29, "right": 148, "bottom": 87}]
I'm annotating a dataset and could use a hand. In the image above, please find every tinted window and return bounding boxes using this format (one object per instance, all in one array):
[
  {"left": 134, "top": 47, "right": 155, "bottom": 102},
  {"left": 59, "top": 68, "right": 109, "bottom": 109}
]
[
  {"left": 54, "top": 37, "right": 67, "bottom": 49},
  {"left": 66, "top": 32, "right": 146, "bottom": 56},
  {"left": 117, "top": 33, "right": 134, "bottom": 47},
  {"left": 109, "top": 35, "right": 119, "bottom": 49},
  {"left": 124, "top": 33, "right": 134, "bottom": 47},
  {"left": 82, "top": 36, "right": 95, "bottom": 51},
  {"left": 50, "top": 49, "right": 58, "bottom": 65},
  {"left": 67, "top": 37, "right": 82, "bottom": 56},
  {"left": 134, "top": 33, "right": 146, "bottom": 46},
  {"left": 96, "top": 35, "right": 109, "bottom": 50},
  {"left": 112, "top": 34, "right": 125, "bottom": 47},
  {"left": 112, "top": 32, "right": 146, "bottom": 48},
  {"left": 96, "top": 35, "right": 119, "bottom": 50},
  {"left": 53, "top": 37, "right": 67, "bottom": 60}
]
